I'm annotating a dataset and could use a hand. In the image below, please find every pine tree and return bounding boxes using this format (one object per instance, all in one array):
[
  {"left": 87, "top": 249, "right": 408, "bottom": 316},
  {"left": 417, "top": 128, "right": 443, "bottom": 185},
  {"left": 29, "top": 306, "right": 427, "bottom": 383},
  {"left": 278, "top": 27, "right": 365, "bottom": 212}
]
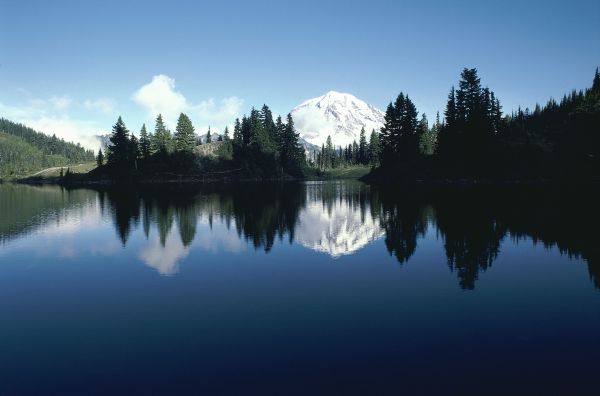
[
  {"left": 379, "top": 92, "right": 419, "bottom": 165},
  {"left": 139, "top": 124, "right": 151, "bottom": 158},
  {"left": 206, "top": 127, "right": 212, "bottom": 143},
  {"left": 174, "top": 113, "right": 196, "bottom": 152},
  {"left": 280, "top": 113, "right": 304, "bottom": 175},
  {"left": 358, "top": 127, "right": 368, "bottom": 165},
  {"left": 223, "top": 126, "right": 230, "bottom": 141},
  {"left": 592, "top": 67, "right": 600, "bottom": 93},
  {"left": 369, "top": 129, "right": 380, "bottom": 166},
  {"left": 97, "top": 148, "right": 104, "bottom": 167},
  {"left": 107, "top": 116, "right": 131, "bottom": 168},
  {"left": 152, "top": 114, "right": 171, "bottom": 154}
]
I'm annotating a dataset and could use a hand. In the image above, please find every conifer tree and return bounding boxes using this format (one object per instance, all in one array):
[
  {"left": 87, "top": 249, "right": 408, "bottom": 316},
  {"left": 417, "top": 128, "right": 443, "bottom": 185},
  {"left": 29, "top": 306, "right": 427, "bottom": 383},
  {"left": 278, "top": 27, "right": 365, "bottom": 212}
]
[
  {"left": 379, "top": 92, "right": 419, "bottom": 165},
  {"left": 206, "top": 127, "right": 212, "bottom": 143},
  {"left": 358, "top": 127, "right": 368, "bottom": 165},
  {"left": 369, "top": 129, "right": 380, "bottom": 166},
  {"left": 107, "top": 116, "right": 131, "bottom": 168},
  {"left": 152, "top": 114, "right": 171, "bottom": 154},
  {"left": 174, "top": 113, "right": 196, "bottom": 152},
  {"left": 97, "top": 149, "right": 104, "bottom": 167},
  {"left": 223, "top": 126, "right": 230, "bottom": 141},
  {"left": 139, "top": 124, "right": 151, "bottom": 158}
]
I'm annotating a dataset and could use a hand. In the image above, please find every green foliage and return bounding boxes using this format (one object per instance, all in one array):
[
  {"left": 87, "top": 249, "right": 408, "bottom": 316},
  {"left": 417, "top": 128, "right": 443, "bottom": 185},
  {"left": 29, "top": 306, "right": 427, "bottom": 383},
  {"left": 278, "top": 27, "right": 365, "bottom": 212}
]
[
  {"left": 107, "top": 116, "right": 132, "bottom": 167},
  {"left": 231, "top": 105, "right": 305, "bottom": 177},
  {"left": 139, "top": 124, "right": 151, "bottom": 159},
  {"left": 369, "top": 129, "right": 381, "bottom": 166},
  {"left": 97, "top": 149, "right": 104, "bottom": 166},
  {"left": 174, "top": 113, "right": 196, "bottom": 153},
  {"left": 151, "top": 114, "right": 172, "bottom": 155},
  {"left": 0, "top": 118, "right": 94, "bottom": 178}
]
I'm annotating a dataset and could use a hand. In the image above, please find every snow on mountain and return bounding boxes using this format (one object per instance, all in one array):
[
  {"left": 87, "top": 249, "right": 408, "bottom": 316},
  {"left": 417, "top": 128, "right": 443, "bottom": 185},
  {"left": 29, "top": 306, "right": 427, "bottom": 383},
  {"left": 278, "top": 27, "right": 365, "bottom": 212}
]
[{"left": 291, "top": 91, "right": 385, "bottom": 148}]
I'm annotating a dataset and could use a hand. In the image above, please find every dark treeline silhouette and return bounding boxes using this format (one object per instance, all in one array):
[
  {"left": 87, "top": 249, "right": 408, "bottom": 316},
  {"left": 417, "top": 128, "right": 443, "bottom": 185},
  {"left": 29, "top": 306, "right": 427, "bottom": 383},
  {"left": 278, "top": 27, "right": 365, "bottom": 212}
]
[
  {"left": 0, "top": 118, "right": 95, "bottom": 177},
  {"left": 369, "top": 67, "right": 600, "bottom": 181},
  {"left": 94, "top": 104, "right": 307, "bottom": 181}
]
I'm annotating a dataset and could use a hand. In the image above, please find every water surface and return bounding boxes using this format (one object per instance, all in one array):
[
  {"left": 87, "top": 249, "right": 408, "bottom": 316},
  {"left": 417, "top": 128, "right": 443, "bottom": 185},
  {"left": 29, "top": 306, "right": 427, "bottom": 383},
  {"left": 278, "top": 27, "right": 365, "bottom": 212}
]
[{"left": 1, "top": 181, "right": 599, "bottom": 395}]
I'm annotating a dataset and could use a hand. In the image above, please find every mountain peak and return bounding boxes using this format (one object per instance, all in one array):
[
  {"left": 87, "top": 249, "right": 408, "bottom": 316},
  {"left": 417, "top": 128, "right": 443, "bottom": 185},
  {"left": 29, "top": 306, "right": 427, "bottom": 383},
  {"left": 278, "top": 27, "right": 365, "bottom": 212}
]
[{"left": 291, "top": 91, "right": 384, "bottom": 148}]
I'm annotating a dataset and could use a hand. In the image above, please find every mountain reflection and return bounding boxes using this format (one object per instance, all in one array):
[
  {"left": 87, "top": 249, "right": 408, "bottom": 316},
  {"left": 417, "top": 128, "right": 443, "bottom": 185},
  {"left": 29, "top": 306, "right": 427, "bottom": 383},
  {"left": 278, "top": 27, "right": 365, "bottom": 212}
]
[{"left": 1, "top": 182, "right": 598, "bottom": 290}]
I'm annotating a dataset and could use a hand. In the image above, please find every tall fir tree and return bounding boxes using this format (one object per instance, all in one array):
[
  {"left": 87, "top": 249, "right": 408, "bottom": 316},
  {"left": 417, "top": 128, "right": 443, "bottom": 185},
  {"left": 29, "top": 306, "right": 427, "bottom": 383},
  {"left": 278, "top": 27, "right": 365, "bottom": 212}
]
[
  {"left": 97, "top": 149, "right": 104, "bottom": 167},
  {"left": 369, "top": 129, "right": 381, "bottom": 166},
  {"left": 107, "top": 116, "right": 131, "bottom": 168},
  {"left": 151, "top": 114, "right": 171, "bottom": 154},
  {"left": 379, "top": 92, "right": 419, "bottom": 165},
  {"left": 174, "top": 113, "right": 196, "bottom": 152},
  {"left": 358, "top": 127, "right": 368, "bottom": 165},
  {"left": 223, "top": 126, "right": 230, "bottom": 141},
  {"left": 139, "top": 124, "right": 151, "bottom": 158}
]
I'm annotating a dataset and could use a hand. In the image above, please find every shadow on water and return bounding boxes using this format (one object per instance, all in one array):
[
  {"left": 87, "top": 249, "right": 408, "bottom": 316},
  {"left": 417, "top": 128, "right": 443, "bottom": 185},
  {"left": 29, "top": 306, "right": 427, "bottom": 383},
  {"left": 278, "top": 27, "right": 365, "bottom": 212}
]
[{"left": 1, "top": 181, "right": 599, "bottom": 290}]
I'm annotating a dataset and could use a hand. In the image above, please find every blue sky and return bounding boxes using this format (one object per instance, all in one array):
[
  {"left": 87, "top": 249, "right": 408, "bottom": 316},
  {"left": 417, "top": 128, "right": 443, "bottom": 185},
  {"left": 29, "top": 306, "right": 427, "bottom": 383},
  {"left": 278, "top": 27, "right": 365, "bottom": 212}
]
[{"left": 1, "top": 0, "right": 598, "bottom": 148}]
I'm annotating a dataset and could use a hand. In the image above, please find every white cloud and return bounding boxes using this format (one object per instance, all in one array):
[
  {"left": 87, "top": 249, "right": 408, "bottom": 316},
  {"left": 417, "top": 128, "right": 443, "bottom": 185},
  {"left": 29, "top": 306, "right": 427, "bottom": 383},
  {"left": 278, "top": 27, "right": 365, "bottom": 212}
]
[
  {"left": 132, "top": 74, "right": 244, "bottom": 132},
  {"left": 84, "top": 98, "right": 116, "bottom": 114},
  {"left": 132, "top": 74, "right": 188, "bottom": 126}
]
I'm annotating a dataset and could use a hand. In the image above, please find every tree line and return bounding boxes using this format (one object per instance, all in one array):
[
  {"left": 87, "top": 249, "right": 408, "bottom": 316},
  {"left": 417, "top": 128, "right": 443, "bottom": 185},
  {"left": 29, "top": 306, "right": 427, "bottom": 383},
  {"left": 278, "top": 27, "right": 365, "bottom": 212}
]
[
  {"left": 100, "top": 104, "right": 306, "bottom": 178},
  {"left": 372, "top": 67, "right": 600, "bottom": 180}
]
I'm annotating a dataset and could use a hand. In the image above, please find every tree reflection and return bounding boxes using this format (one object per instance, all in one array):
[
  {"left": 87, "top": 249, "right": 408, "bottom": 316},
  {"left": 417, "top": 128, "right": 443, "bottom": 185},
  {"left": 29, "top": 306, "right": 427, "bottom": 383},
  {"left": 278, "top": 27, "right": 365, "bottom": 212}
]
[
  {"left": 98, "top": 183, "right": 600, "bottom": 289},
  {"left": 4, "top": 182, "right": 596, "bottom": 289}
]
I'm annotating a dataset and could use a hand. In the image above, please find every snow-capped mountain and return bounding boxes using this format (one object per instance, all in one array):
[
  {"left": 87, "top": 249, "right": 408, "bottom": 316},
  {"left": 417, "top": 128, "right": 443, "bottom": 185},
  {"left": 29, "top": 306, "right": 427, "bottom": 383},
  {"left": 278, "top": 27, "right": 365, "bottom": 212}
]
[{"left": 291, "top": 91, "right": 385, "bottom": 148}]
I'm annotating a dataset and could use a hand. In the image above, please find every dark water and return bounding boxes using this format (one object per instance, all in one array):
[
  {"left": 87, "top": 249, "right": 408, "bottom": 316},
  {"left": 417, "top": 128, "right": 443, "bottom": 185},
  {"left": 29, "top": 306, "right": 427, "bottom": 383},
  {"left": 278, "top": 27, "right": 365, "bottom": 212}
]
[{"left": 0, "top": 181, "right": 599, "bottom": 395}]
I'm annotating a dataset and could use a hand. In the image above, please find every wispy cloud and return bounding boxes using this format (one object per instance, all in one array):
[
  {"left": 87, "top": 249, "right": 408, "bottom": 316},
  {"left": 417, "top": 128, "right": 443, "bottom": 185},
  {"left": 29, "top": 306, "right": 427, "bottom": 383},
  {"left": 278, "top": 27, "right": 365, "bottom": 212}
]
[{"left": 132, "top": 74, "right": 243, "bottom": 133}]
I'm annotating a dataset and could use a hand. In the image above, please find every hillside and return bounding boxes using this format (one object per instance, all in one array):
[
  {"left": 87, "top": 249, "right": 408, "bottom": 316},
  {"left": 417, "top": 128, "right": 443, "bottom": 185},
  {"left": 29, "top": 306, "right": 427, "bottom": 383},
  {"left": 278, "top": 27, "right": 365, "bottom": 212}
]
[{"left": 0, "top": 118, "right": 95, "bottom": 179}]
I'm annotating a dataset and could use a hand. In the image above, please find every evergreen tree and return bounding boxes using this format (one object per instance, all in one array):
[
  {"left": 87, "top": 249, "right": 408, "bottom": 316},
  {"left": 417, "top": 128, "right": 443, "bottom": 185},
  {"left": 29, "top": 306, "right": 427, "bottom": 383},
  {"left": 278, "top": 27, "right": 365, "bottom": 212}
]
[
  {"left": 223, "top": 126, "right": 230, "bottom": 141},
  {"left": 174, "top": 113, "right": 196, "bottom": 152},
  {"left": 139, "top": 124, "right": 151, "bottom": 158},
  {"left": 97, "top": 149, "right": 104, "bottom": 167},
  {"left": 206, "top": 127, "right": 212, "bottom": 143},
  {"left": 280, "top": 113, "right": 305, "bottom": 175},
  {"left": 107, "top": 116, "right": 131, "bottom": 168},
  {"left": 379, "top": 92, "right": 419, "bottom": 165},
  {"left": 358, "top": 127, "right": 368, "bottom": 165},
  {"left": 151, "top": 114, "right": 171, "bottom": 154},
  {"left": 369, "top": 129, "right": 381, "bottom": 166},
  {"left": 417, "top": 114, "right": 432, "bottom": 155},
  {"left": 436, "top": 68, "right": 500, "bottom": 166},
  {"left": 130, "top": 134, "right": 140, "bottom": 161}
]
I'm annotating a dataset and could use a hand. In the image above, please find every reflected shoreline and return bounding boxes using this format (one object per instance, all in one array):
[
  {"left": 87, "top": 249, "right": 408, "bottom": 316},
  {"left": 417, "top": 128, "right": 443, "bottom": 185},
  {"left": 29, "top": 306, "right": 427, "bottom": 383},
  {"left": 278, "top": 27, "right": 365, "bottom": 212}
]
[{"left": 1, "top": 182, "right": 598, "bottom": 290}]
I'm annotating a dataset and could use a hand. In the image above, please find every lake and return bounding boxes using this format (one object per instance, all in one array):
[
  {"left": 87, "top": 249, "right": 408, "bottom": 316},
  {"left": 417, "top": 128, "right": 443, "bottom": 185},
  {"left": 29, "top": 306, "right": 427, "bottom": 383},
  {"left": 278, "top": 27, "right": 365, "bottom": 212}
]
[{"left": 1, "top": 181, "right": 599, "bottom": 395}]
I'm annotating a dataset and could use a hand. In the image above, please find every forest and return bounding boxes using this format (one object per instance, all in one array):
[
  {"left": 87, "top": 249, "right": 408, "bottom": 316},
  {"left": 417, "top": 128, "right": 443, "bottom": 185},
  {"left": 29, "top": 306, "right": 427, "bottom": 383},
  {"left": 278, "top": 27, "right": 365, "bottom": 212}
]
[
  {"left": 92, "top": 105, "right": 307, "bottom": 181},
  {"left": 0, "top": 118, "right": 95, "bottom": 178},
  {"left": 368, "top": 67, "right": 600, "bottom": 181}
]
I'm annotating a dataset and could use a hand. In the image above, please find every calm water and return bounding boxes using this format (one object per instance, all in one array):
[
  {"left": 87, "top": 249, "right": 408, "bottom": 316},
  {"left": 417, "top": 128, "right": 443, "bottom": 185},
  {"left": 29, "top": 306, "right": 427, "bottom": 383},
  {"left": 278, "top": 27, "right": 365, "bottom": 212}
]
[{"left": 0, "top": 181, "right": 599, "bottom": 395}]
